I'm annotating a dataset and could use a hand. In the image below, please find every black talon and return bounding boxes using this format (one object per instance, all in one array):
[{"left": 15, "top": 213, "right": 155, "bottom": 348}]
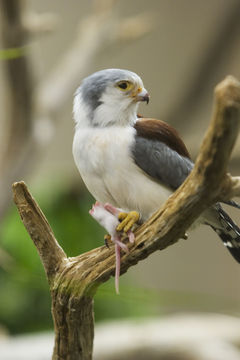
[{"left": 104, "top": 235, "right": 110, "bottom": 249}]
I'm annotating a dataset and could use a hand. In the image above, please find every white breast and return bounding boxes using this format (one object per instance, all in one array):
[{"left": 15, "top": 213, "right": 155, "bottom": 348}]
[{"left": 72, "top": 126, "right": 172, "bottom": 220}]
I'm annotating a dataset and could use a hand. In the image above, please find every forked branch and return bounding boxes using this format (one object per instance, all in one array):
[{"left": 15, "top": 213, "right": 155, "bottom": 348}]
[
  {"left": 12, "top": 182, "right": 66, "bottom": 280},
  {"left": 12, "top": 75, "right": 240, "bottom": 359}
]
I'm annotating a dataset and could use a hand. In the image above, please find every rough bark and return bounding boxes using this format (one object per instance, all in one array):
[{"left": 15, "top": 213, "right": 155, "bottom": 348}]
[
  {"left": 52, "top": 295, "right": 94, "bottom": 360},
  {"left": 12, "top": 75, "right": 240, "bottom": 359}
]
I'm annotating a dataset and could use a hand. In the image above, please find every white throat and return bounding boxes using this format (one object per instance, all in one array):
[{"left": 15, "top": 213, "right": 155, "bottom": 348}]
[
  {"left": 73, "top": 91, "right": 139, "bottom": 128},
  {"left": 93, "top": 100, "right": 138, "bottom": 127}
]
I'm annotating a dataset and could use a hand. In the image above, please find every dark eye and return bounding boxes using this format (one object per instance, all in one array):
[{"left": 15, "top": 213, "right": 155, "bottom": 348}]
[
  {"left": 116, "top": 80, "right": 133, "bottom": 92},
  {"left": 118, "top": 82, "right": 128, "bottom": 89}
]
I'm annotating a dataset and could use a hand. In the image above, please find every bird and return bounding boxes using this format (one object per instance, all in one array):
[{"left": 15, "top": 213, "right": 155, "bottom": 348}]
[{"left": 72, "top": 68, "right": 240, "bottom": 264}]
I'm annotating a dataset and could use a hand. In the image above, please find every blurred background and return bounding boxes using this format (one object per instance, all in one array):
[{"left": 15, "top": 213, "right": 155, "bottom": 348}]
[{"left": 0, "top": 0, "right": 240, "bottom": 357}]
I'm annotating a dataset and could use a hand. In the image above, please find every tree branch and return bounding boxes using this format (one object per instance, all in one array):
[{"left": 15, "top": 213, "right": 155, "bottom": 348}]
[
  {"left": 12, "top": 181, "right": 67, "bottom": 280},
  {"left": 12, "top": 75, "right": 240, "bottom": 359},
  {"left": 226, "top": 176, "right": 240, "bottom": 198}
]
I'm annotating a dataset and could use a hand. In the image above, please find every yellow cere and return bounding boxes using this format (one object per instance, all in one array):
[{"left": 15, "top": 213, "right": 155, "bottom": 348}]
[{"left": 130, "top": 87, "right": 143, "bottom": 98}]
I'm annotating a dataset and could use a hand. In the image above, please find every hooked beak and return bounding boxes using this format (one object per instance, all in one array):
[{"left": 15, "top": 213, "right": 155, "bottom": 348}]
[
  {"left": 133, "top": 88, "right": 150, "bottom": 104},
  {"left": 139, "top": 92, "right": 150, "bottom": 104}
]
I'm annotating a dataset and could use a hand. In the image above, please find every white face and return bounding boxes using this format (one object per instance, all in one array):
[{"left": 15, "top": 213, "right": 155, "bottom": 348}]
[
  {"left": 94, "top": 75, "right": 145, "bottom": 127},
  {"left": 73, "top": 69, "right": 149, "bottom": 128}
]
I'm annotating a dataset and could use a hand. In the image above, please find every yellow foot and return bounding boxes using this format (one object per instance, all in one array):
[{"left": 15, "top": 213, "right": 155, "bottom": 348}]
[
  {"left": 104, "top": 234, "right": 111, "bottom": 248},
  {"left": 116, "top": 211, "right": 140, "bottom": 233}
]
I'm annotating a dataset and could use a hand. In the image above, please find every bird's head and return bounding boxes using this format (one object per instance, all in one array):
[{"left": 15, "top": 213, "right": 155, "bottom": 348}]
[{"left": 73, "top": 69, "right": 149, "bottom": 127}]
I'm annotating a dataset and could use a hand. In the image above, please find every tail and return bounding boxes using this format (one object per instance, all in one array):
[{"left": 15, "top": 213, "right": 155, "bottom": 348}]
[{"left": 211, "top": 206, "right": 240, "bottom": 263}]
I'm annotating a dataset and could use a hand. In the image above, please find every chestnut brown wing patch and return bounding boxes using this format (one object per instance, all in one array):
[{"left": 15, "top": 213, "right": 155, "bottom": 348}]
[
  {"left": 134, "top": 118, "right": 190, "bottom": 159},
  {"left": 132, "top": 118, "right": 193, "bottom": 190}
]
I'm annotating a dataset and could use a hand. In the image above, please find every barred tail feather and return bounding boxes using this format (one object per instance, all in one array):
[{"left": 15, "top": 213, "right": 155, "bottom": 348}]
[{"left": 212, "top": 207, "right": 240, "bottom": 263}]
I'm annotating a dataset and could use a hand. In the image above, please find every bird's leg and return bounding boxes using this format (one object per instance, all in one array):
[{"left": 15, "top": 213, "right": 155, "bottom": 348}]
[
  {"left": 116, "top": 211, "right": 140, "bottom": 233},
  {"left": 104, "top": 203, "right": 135, "bottom": 243}
]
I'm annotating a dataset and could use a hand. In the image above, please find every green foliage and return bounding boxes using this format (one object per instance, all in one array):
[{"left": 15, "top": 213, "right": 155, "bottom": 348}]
[
  {"left": 0, "top": 184, "right": 104, "bottom": 334},
  {"left": 0, "top": 46, "right": 27, "bottom": 60},
  {"left": 0, "top": 206, "right": 51, "bottom": 333}
]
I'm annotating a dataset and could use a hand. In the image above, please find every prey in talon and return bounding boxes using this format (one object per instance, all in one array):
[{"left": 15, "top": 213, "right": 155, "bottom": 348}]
[
  {"left": 104, "top": 203, "right": 136, "bottom": 243},
  {"left": 117, "top": 210, "right": 140, "bottom": 233},
  {"left": 89, "top": 202, "right": 135, "bottom": 293}
]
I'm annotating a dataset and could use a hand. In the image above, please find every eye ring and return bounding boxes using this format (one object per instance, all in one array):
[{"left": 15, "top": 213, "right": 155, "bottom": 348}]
[{"left": 116, "top": 80, "right": 133, "bottom": 92}]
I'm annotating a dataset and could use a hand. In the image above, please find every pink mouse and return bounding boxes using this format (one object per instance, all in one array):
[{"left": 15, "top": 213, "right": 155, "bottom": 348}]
[{"left": 89, "top": 201, "right": 134, "bottom": 293}]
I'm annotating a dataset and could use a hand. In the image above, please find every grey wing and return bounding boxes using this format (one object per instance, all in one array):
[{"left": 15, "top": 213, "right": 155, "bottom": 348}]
[{"left": 132, "top": 137, "right": 194, "bottom": 190}]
